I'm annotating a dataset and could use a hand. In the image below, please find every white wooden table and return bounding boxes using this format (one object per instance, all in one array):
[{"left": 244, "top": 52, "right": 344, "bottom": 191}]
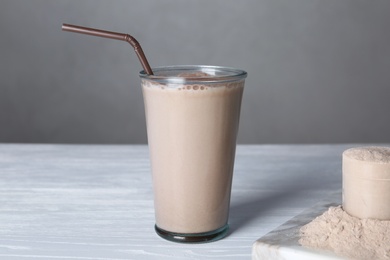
[{"left": 0, "top": 144, "right": 354, "bottom": 259}]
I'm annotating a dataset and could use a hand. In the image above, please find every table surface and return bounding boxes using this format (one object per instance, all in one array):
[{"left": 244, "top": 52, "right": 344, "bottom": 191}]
[{"left": 0, "top": 144, "right": 360, "bottom": 259}]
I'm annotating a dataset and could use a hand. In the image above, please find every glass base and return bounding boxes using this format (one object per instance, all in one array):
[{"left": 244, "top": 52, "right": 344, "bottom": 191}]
[{"left": 155, "top": 224, "right": 229, "bottom": 243}]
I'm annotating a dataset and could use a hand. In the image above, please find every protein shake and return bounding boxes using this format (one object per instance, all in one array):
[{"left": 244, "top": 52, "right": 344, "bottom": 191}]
[
  {"left": 140, "top": 66, "right": 246, "bottom": 243},
  {"left": 61, "top": 25, "right": 247, "bottom": 243}
]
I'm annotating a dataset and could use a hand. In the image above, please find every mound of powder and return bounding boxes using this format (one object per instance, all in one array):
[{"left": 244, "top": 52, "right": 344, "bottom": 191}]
[
  {"left": 344, "top": 146, "right": 390, "bottom": 163},
  {"left": 299, "top": 206, "right": 390, "bottom": 260}
]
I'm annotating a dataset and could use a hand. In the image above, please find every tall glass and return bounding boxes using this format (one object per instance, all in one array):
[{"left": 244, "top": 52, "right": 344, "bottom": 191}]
[{"left": 140, "top": 65, "right": 247, "bottom": 243}]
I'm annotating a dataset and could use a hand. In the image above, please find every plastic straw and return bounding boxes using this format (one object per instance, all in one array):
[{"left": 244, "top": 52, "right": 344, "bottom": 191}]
[{"left": 62, "top": 23, "right": 153, "bottom": 75}]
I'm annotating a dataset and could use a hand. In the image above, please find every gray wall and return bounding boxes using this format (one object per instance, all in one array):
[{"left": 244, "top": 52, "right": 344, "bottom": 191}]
[{"left": 1, "top": 0, "right": 390, "bottom": 144}]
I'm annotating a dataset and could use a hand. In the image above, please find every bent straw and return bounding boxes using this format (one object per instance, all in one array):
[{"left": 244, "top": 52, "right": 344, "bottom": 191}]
[{"left": 62, "top": 23, "right": 153, "bottom": 75}]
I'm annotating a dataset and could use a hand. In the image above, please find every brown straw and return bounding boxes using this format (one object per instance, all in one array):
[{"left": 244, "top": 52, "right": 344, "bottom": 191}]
[{"left": 62, "top": 24, "right": 153, "bottom": 75}]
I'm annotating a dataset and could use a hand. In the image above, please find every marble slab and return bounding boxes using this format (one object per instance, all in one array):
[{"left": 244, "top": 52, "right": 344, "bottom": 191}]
[{"left": 252, "top": 191, "right": 345, "bottom": 260}]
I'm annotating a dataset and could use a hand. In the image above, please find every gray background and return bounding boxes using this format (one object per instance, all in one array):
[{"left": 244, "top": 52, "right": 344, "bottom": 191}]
[{"left": 1, "top": 0, "right": 389, "bottom": 144}]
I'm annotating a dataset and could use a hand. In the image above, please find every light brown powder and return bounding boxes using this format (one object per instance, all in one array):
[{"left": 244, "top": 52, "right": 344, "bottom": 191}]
[
  {"left": 344, "top": 146, "right": 390, "bottom": 163},
  {"left": 299, "top": 206, "right": 390, "bottom": 260}
]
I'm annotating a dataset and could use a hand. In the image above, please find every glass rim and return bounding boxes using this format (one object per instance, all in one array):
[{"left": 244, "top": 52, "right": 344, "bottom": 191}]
[{"left": 139, "top": 65, "right": 247, "bottom": 84}]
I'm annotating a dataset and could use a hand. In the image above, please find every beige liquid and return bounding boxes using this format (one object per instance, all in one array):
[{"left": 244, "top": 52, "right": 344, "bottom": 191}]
[{"left": 142, "top": 80, "right": 244, "bottom": 233}]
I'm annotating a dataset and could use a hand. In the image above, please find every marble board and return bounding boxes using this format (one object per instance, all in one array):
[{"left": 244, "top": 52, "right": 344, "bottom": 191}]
[{"left": 252, "top": 191, "right": 345, "bottom": 260}]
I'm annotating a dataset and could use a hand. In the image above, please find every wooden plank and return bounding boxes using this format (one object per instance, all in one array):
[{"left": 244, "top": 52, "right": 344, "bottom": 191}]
[{"left": 0, "top": 144, "right": 348, "bottom": 259}]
